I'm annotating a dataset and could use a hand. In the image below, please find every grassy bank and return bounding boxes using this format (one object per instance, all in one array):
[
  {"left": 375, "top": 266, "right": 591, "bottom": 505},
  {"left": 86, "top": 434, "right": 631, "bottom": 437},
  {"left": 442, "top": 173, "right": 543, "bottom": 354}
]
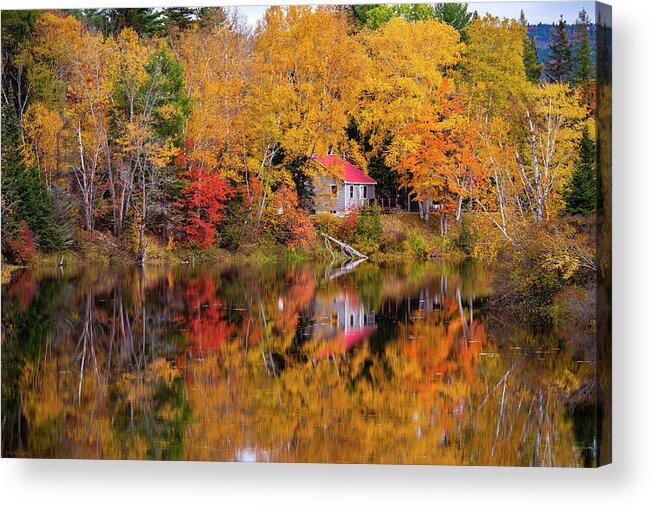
[
  {"left": 374, "top": 212, "right": 467, "bottom": 263},
  {"left": 313, "top": 209, "right": 469, "bottom": 263},
  {"left": 2, "top": 226, "right": 332, "bottom": 279},
  {"left": 1, "top": 211, "right": 501, "bottom": 275}
]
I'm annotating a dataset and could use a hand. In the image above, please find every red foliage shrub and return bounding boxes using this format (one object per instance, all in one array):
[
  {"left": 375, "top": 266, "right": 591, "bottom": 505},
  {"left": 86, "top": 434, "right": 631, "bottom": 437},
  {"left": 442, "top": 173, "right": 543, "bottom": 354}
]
[
  {"left": 339, "top": 207, "right": 358, "bottom": 242},
  {"left": 263, "top": 186, "right": 315, "bottom": 248},
  {"left": 178, "top": 166, "right": 231, "bottom": 249},
  {"left": 5, "top": 221, "right": 37, "bottom": 264},
  {"left": 6, "top": 271, "right": 37, "bottom": 310}
]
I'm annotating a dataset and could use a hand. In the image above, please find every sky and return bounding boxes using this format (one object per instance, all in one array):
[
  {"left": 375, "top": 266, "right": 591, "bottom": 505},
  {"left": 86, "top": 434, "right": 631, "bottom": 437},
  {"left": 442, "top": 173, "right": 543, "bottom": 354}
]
[{"left": 237, "top": 2, "right": 594, "bottom": 27}]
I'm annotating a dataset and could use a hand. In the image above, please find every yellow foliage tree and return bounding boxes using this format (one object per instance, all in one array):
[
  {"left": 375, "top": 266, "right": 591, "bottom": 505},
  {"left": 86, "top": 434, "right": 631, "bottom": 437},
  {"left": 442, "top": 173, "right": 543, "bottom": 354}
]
[
  {"left": 21, "top": 102, "right": 64, "bottom": 189},
  {"left": 357, "top": 17, "right": 464, "bottom": 153}
]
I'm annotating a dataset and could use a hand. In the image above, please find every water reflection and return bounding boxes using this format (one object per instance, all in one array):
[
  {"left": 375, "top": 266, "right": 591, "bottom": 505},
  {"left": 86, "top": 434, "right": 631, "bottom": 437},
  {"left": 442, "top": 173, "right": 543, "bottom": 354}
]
[{"left": 1, "top": 261, "right": 597, "bottom": 465}]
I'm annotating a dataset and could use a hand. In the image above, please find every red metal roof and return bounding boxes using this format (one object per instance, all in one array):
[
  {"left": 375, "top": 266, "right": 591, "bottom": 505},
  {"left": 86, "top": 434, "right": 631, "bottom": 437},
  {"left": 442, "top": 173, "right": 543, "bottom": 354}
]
[{"left": 314, "top": 155, "right": 377, "bottom": 184}]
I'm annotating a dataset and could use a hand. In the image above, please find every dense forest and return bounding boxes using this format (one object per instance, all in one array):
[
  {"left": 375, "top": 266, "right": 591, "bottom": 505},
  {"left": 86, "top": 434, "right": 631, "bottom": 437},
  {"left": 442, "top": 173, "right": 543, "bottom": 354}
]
[
  {"left": 1, "top": 4, "right": 603, "bottom": 279},
  {"left": 0, "top": 4, "right": 612, "bottom": 467}
]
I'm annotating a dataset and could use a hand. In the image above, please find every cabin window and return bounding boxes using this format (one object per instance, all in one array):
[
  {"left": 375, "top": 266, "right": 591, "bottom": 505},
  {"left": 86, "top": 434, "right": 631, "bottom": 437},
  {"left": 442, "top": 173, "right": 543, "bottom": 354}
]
[
  {"left": 349, "top": 185, "right": 354, "bottom": 199},
  {"left": 330, "top": 184, "right": 338, "bottom": 197},
  {"left": 363, "top": 186, "right": 367, "bottom": 199}
]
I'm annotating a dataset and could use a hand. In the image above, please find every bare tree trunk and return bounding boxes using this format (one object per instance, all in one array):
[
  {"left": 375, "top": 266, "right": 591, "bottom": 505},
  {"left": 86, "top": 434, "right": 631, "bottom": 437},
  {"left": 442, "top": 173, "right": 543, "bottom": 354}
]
[{"left": 422, "top": 193, "right": 430, "bottom": 222}]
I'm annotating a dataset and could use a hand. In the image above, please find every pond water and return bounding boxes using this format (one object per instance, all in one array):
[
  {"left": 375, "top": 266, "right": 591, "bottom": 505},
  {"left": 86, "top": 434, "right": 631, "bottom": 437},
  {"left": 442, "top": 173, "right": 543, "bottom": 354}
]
[{"left": 1, "top": 260, "right": 599, "bottom": 465}]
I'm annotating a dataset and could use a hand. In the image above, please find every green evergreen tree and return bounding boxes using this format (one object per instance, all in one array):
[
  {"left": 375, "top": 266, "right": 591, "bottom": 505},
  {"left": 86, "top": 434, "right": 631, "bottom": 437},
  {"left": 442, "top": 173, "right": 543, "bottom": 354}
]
[
  {"left": 143, "top": 49, "right": 192, "bottom": 145},
  {"left": 196, "top": 7, "right": 227, "bottom": 30},
  {"left": 1, "top": 102, "right": 62, "bottom": 252},
  {"left": 546, "top": 16, "right": 573, "bottom": 83},
  {"left": 564, "top": 127, "right": 596, "bottom": 215},
  {"left": 162, "top": 7, "right": 199, "bottom": 33},
  {"left": 434, "top": 3, "right": 472, "bottom": 39},
  {"left": 572, "top": 8, "right": 593, "bottom": 87},
  {"left": 519, "top": 11, "right": 542, "bottom": 83},
  {"left": 1, "top": 101, "right": 24, "bottom": 243},
  {"left": 1, "top": 10, "right": 41, "bottom": 125},
  {"left": 90, "top": 8, "right": 164, "bottom": 37}
]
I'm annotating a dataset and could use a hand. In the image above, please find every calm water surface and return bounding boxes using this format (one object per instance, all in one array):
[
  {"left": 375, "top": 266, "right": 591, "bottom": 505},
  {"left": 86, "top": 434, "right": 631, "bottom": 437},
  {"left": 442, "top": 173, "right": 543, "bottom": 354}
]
[{"left": 1, "top": 260, "right": 598, "bottom": 465}]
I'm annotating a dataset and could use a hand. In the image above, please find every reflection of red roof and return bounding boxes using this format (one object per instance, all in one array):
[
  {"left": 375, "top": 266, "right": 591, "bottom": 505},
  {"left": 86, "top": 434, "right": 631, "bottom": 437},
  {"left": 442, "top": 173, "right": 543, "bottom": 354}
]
[
  {"left": 314, "top": 155, "right": 377, "bottom": 184},
  {"left": 316, "top": 326, "right": 376, "bottom": 358},
  {"left": 344, "top": 327, "right": 376, "bottom": 349}
]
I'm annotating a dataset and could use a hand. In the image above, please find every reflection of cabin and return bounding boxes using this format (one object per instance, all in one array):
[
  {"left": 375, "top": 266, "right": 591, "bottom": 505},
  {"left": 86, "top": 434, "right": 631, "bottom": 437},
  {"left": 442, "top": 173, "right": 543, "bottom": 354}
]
[
  {"left": 312, "top": 155, "right": 377, "bottom": 216},
  {"left": 333, "top": 292, "right": 376, "bottom": 332},
  {"left": 313, "top": 291, "right": 376, "bottom": 352}
]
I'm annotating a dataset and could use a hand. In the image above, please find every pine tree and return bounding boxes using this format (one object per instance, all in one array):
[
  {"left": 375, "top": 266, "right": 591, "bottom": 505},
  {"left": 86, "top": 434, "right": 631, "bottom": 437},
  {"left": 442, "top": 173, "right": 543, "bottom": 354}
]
[
  {"left": 573, "top": 8, "right": 593, "bottom": 87},
  {"left": 1, "top": 101, "right": 24, "bottom": 243},
  {"left": 564, "top": 127, "right": 596, "bottom": 215},
  {"left": 92, "top": 8, "right": 164, "bottom": 37},
  {"left": 196, "top": 7, "right": 227, "bottom": 30},
  {"left": 1, "top": 102, "right": 61, "bottom": 252},
  {"left": 162, "top": 7, "right": 199, "bottom": 33},
  {"left": 546, "top": 15, "right": 573, "bottom": 83},
  {"left": 519, "top": 10, "right": 542, "bottom": 83}
]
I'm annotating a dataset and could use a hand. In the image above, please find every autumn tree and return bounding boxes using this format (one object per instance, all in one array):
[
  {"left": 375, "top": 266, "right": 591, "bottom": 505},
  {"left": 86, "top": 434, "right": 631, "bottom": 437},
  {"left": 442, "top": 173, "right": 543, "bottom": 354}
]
[
  {"left": 68, "top": 29, "right": 115, "bottom": 232},
  {"left": 132, "top": 49, "right": 191, "bottom": 262},
  {"left": 476, "top": 82, "right": 586, "bottom": 235},
  {"left": 517, "top": 83, "right": 585, "bottom": 222},
  {"left": 388, "top": 81, "right": 482, "bottom": 228},
  {"left": 21, "top": 102, "right": 64, "bottom": 190},
  {"left": 357, "top": 17, "right": 463, "bottom": 153},
  {"left": 246, "top": 6, "right": 367, "bottom": 225},
  {"left": 262, "top": 186, "right": 315, "bottom": 248},
  {"left": 177, "top": 17, "right": 251, "bottom": 224},
  {"left": 25, "top": 13, "right": 113, "bottom": 232},
  {"left": 176, "top": 146, "right": 231, "bottom": 248},
  {"left": 463, "top": 15, "right": 528, "bottom": 119}
]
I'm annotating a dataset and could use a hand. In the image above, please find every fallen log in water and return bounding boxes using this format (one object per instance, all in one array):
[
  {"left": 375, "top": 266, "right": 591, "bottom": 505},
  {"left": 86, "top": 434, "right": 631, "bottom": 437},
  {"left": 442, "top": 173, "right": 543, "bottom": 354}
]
[
  {"left": 320, "top": 233, "right": 368, "bottom": 260},
  {"left": 325, "top": 258, "right": 367, "bottom": 281}
]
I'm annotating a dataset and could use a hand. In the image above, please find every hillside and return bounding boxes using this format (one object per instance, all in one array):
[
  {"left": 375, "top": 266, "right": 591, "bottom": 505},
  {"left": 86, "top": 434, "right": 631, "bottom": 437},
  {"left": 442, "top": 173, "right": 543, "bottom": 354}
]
[{"left": 526, "top": 22, "right": 597, "bottom": 64}]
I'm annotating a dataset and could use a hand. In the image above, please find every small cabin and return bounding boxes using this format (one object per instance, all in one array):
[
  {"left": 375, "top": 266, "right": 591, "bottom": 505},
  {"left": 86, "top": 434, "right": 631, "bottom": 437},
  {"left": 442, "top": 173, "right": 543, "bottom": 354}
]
[{"left": 312, "top": 155, "right": 377, "bottom": 216}]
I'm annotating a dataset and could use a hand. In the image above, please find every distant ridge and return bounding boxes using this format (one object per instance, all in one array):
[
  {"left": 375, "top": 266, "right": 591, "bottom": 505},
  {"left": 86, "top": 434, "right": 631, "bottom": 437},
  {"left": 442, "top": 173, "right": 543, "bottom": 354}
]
[{"left": 526, "top": 22, "right": 597, "bottom": 64}]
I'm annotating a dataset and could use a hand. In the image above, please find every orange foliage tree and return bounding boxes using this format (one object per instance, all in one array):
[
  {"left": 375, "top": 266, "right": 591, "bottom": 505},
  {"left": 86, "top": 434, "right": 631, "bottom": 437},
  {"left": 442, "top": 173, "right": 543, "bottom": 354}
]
[
  {"left": 389, "top": 81, "right": 483, "bottom": 229},
  {"left": 262, "top": 186, "right": 315, "bottom": 248}
]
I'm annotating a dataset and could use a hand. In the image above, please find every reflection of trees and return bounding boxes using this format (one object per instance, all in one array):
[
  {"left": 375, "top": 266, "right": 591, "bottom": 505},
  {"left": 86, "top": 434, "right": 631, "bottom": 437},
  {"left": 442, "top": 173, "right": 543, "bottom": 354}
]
[
  {"left": 470, "top": 352, "right": 586, "bottom": 466},
  {"left": 2, "top": 262, "right": 592, "bottom": 465}
]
